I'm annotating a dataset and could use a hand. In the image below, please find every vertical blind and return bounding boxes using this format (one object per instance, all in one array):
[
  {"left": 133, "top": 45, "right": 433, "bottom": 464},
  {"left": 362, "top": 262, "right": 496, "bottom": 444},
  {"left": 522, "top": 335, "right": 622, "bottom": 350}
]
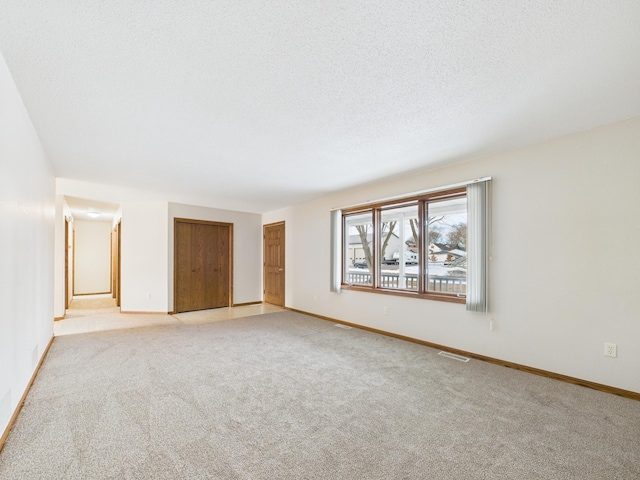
[
  {"left": 329, "top": 209, "right": 342, "bottom": 293},
  {"left": 466, "top": 180, "right": 490, "bottom": 313}
]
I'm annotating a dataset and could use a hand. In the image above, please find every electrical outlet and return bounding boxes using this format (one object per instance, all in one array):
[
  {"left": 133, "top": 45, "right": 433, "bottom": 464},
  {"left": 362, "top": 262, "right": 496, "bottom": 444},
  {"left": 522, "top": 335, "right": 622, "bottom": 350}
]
[
  {"left": 604, "top": 343, "right": 617, "bottom": 358},
  {"left": 383, "top": 306, "right": 389, "bottom": 315}
]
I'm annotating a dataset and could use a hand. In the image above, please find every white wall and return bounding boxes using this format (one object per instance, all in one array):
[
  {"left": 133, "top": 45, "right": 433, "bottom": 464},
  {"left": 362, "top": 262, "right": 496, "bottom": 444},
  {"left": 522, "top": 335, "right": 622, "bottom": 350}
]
[
  {"left": 54, "top": 181, "right": 264, "bottom": 313},
  {"left": 54, "top": 181, "right": 170, "bottom": 313},
  {"left": 120, "top": 202, "right": 168, "bottom": 312},
  {"left": 263, "top": 116, "right": 640, "bottom": 394},
  {"left": 168, "top": 203, "right": 262, "bottom": 308},
  {"left": 0, "top": 53, "right": 55, "bottom": 436},
  {"left": 73, "top": 219, "right": 112, "bottom": 294}
]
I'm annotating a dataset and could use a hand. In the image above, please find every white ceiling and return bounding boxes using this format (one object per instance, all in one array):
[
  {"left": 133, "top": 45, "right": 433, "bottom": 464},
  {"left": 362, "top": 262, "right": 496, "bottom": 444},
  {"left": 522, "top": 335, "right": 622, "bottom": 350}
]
[{"left": 1, "top": 2, "right": 639, "bottom": 213}]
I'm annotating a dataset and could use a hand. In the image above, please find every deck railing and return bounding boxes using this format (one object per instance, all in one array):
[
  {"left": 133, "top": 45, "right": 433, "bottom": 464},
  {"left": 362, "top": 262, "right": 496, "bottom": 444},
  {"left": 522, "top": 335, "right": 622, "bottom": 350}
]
[{"left": 346, "top": 271, "right": 466, "bottom": 294}]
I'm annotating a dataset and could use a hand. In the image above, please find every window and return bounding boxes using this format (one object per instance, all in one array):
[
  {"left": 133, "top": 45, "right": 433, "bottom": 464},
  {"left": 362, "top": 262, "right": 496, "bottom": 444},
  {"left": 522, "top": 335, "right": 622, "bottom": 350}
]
[
  {"left": 426, "top": 197, "right": 467, "bottom": 295},
  {"left": 340, "top": 184, "right": 484, "bottom": 304},
  {"left": 379, "top": 203, "right": 419, "bottom": 291},
  {"left": 332, "top": 179, "right": 490, "bottom": 309},
  {"left": 344, "top": 211, "right": 373, "bottom": 286}
]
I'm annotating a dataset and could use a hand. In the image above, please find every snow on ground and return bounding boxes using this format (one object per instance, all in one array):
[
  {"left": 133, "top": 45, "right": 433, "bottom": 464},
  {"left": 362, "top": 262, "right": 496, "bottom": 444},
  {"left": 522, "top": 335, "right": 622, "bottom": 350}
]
[{"left": 348, "top": 263, "right": 466, "bottom": 278}]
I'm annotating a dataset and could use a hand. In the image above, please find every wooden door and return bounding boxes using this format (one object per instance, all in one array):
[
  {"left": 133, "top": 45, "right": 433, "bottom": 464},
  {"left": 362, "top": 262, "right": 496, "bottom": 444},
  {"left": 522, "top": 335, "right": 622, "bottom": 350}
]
[
  {"left": 264, "top": 222, "right": 285, "bottom": 306},
  {"left": 174, "top": 219, "right": 233, "bottom": 313}
]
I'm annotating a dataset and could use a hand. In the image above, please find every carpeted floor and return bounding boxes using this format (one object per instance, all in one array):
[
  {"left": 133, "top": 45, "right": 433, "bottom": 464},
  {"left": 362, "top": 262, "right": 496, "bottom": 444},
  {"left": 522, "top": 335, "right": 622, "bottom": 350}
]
[{"left": 1, "top": 311, "right": 638, "bottom": 479}]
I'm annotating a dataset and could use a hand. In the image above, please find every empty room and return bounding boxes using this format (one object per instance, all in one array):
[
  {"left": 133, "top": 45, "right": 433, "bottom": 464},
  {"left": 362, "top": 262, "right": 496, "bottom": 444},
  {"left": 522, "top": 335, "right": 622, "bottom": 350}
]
[{"left": 1, "top": 2, "right": 639, "bottom": 479}]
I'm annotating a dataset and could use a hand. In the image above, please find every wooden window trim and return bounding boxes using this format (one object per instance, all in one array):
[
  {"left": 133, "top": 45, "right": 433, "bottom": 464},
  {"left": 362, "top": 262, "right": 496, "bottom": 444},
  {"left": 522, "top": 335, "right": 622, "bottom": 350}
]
[
  {"left": 341, "top": 284, "right": 465, "bottom": 304},
  {"left": 341, "top": 186, "right": 467, "bottom": 304},
  {"left": 342, "top": 187, "right": 466, "bottom": 215}
]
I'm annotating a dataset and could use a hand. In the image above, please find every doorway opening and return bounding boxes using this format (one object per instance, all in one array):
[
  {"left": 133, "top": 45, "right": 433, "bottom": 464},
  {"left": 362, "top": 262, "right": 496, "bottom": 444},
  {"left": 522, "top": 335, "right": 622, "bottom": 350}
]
[{"left": 62, "top": 196, "right": 121, "bottom": 318}]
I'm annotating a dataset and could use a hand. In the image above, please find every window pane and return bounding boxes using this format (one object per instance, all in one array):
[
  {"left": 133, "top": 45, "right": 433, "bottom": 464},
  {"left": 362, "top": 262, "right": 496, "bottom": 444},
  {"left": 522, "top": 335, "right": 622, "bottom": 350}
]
[
  {"left": 426, "top": 197, "right": 467, "bottom": 295},
  {"left": 344, "top": 212, "right": 373, "bottom": 286},
  {"left": 379, "top": 204, "right": 419, "bottom": 290}
]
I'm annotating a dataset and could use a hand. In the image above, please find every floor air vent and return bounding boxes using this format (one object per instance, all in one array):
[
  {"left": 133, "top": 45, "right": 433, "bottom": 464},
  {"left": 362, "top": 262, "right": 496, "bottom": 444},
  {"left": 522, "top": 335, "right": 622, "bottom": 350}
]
[
  {"left": 334, "top": 324, "right": 352, "bottom": 329},
  {"left": 438, "top": 351, "right": 470, "bottom": 362}
]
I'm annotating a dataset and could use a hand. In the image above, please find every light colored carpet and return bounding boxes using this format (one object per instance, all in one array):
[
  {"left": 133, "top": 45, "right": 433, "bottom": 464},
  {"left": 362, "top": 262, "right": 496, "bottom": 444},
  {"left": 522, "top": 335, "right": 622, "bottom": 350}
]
[{"left": 1, "top": 311, "right": 638, "bottom": 479}]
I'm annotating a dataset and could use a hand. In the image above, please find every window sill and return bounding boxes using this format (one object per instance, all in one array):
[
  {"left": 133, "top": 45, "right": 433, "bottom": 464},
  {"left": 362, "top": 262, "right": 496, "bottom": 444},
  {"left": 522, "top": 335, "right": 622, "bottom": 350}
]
[{"left": 341, "top": 284, "right": 466, "bottom": 304}]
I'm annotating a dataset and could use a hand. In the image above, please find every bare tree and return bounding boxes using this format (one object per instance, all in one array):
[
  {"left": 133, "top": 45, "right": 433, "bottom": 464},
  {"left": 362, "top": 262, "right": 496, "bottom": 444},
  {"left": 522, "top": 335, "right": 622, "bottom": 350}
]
[
  {"left": 356, "top": 221, "right": 399, "bottom": 268},
  {"left": 409, "top": 218, "right": 419, "bottom": 246},
  {"left": 428, "top": 228, "right": 442, "bottom": 245},
  {"left": 355, "top": 225, "right": 373, "bottom": 270},
  {"left": 406, "top": 216, "right": 445, "bottom": 248},
  {"left": 354, "top": 216, "right": 450, "bottom": 271},
  {"left": 447, "top": 223, "right": 467, "bottom": 249},
  {"left": 423, "top": 216, "right": 445, "bottom": 245},
  {"left": 380, "top": 221, "right": 397, "bottom": 261}
]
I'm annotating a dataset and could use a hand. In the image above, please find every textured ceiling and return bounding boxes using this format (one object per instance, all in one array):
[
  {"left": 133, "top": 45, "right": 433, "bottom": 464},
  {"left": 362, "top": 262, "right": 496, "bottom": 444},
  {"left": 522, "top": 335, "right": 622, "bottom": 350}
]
[{"left": 1, "top": 1, "right": 639, "bottom": 213}]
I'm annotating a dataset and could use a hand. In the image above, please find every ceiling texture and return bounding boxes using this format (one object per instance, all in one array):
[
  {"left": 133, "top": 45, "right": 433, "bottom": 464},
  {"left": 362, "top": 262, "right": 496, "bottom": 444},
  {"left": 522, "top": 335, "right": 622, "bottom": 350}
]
[{"left": 1, "top": 1, "right": 639, "bottom": 213}]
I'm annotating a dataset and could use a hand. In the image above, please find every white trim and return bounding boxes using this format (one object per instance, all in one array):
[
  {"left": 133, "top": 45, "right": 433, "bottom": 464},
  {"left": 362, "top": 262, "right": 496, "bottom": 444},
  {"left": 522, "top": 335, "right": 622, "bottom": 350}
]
[{"left": 331, "top": 177, "right": 492, "bottom": 211}]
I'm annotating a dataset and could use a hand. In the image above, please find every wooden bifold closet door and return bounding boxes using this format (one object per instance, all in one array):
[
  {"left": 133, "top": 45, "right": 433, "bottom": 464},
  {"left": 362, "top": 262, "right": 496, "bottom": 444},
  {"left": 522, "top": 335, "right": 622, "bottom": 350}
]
[{"left": 174, "top": 219, "right": 233, "bottom": 313}]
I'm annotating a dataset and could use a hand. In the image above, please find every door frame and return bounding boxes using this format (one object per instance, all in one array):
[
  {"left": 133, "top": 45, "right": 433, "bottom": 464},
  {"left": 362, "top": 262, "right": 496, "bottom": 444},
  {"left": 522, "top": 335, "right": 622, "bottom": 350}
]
[
  {"left": 263, "top": 221, "right": 285, "bottom": 306},
  {"left": 64, "top": 217, "right": 70, "bottom": 310},
  {"left": 111, "top": 221, "right": 121, "bottom": 307},
  {"left": 173, "top": 218, "right": 234, "bottom": 313}
]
